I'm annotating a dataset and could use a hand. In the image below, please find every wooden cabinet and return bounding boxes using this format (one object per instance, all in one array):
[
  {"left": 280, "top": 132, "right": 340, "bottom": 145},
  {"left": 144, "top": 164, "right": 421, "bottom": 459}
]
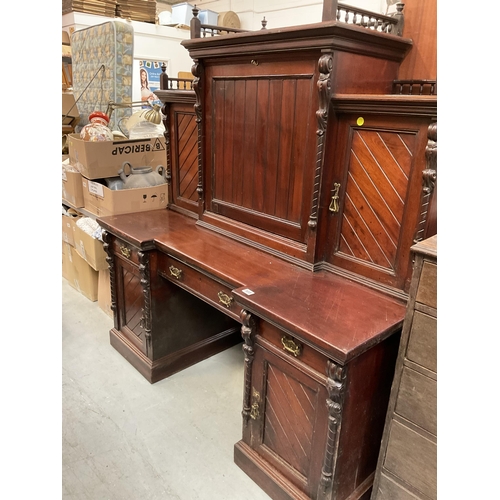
[
  {"left": 319, "top": 101, "right": 437, "bottom": 294},
  {"left": 102, "top": 230, "right": 241, "bottom": 383},
  {"left": 233, "top": 307, "right": 402, "bottom": 500},
  {"left": 182, "top": 23, "right": 436, "bottom": 297},
  {"left": 371, "top": 235, "right": 437, "bottom": 500}
]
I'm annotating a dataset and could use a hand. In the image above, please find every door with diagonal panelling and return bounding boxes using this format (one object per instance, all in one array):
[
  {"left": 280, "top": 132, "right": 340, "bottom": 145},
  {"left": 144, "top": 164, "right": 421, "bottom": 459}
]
[{"left": 323, "top": 113, "right": 429, "bottom": 292}]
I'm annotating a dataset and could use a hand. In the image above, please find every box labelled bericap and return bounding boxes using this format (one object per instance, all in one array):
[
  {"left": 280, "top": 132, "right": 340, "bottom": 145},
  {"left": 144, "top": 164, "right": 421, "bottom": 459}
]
[{"left": 67, "top": 134, "right": 167, "bottom": 180}]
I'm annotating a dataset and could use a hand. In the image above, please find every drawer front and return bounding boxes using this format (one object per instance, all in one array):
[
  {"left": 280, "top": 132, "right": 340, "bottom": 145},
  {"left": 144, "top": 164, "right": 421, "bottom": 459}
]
[
  {"left": 395, "top": 366, "right": 437, "bottom": 436},
  {"left": 112, "top": 238, "right": 141, "bottom": 266},
  {"left": 415, "top": 261, "right": 437, "bottom": 309},
  {"left": 375, "top": 472, "right": 421, "bottom": 500},
  {"left": 158, "top": 253, "right": 241, "bottom": 321},
  {"left": 406, "top": 311, "right": 437, "bottom": 373},
  {"left": 384, "top": 420, "right": 437, "bottom": 499},
  {"left": 258, "top": 320, "right": 328, "bottom": 376}
]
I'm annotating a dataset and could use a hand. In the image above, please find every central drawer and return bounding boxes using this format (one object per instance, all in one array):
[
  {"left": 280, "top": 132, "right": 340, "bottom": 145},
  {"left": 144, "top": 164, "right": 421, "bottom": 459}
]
[{"left": 157, "top": 253, "right": 242, "bottom": 322}]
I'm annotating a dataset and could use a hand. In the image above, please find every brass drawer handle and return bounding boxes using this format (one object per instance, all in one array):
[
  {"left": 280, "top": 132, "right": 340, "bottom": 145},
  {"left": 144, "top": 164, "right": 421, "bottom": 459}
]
[
  {"left": 218, "top": 291, "right": 234, "bottom": 308},
  {"left": 120, "top": 245, "right": 131, "bottom": 259},
  {"left": 281, "top": 336, "right": 302, "bottom": 357},
  {"left": 169, "top": 265, "right": 183, "bottom": 280}
]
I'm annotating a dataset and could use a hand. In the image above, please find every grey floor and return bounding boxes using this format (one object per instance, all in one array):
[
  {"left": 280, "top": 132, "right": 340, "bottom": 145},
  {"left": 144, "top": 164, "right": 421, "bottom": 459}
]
[{"left": 62, "top": 278, "right": 271, "bottom": 500}]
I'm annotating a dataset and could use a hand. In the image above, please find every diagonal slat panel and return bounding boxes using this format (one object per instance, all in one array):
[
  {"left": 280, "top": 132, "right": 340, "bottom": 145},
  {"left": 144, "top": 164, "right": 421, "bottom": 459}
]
[
  {"left": 122, "top": 269, "right": 144, "bottom": 337},
  {"left": 176, "top": 112, "right": 198, "bottom": 202},
  {"left": 263, "top": 363, "right": 316, "bottom": 476},
  {"left": 338, "top": 128, "right": 414, "bottom": 270}
]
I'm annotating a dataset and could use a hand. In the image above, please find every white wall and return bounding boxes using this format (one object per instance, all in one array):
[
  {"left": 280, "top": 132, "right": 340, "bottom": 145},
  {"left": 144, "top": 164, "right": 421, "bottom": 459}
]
[{"left": 185, "top": 0, "right": 388, "bottom": 30}]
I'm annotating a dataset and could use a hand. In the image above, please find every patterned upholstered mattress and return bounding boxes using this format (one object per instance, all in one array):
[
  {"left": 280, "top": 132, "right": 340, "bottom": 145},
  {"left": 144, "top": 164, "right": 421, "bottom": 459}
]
[{"left": 71, "top": 20, "right": 134, "bottom": 132}]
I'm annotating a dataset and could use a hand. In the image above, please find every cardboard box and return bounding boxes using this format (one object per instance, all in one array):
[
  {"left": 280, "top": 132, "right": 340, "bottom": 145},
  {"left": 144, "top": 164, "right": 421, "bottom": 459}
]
[
  {"left": 73, "top": 222, "right": 108, "bottom": 271},
  {"left": 67, "top": 134, "right": 167, "bottom": 180},
  {"left": 62, "top": 167, "right": 84, "bottom": 208},
  {"left": 62, "top": 242, "right": 74, "bottom": 281},
  {"left": 98, "top": 268, "right": 113, "bottom": 318},
  {"left": 62, "top": 92, "right": 79, "bottom": 127},
  {"left": 62, "top": 211, "right": 80, "bottom": 246},
  {"left": 68, "top": 248, "right": 99, "bottom": 302},
  {"left": 82, "top": 178, "right": 168, "bottom": 217}
]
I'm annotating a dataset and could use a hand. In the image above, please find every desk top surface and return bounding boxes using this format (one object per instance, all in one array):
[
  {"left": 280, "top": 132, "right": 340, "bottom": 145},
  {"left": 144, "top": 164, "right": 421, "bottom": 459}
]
[{"left": 98, "top": 208, "right": 406, "bottom": 363}]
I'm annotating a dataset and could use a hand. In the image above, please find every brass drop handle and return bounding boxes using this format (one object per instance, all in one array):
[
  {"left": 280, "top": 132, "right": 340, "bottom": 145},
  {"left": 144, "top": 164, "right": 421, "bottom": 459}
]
[
  {"left": 120, "top": 245, "right": 131, "bottom": 259},
  {"left": 218, "top": 291, "right": 234, "bottom": 308},
  {"left": 281, "top": 336, "right": 302, "bottom": 357},
  {"left": 169, "top": 265, "right": 183, "bottom": 280},
  {"left": 329, "top": 183, "right": 341, "bottom": 213}
]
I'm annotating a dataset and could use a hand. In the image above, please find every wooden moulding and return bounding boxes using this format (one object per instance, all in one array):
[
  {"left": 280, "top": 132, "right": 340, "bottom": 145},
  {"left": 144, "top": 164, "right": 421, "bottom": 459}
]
[{"left": 182, "top": 21, "right": 412, "bottom": 62}]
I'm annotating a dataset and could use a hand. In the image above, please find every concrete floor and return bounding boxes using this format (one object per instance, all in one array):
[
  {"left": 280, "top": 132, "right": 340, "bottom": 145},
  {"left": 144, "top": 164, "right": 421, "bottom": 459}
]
[{"left": 62, "top": 278, "right": 270, "bottom": 500}]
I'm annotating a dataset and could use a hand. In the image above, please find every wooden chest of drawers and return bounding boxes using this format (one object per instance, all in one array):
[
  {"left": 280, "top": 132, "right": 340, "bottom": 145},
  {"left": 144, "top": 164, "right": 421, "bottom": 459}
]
[{"left": 371, "top": 235, "right": 437, "bottom": 500}]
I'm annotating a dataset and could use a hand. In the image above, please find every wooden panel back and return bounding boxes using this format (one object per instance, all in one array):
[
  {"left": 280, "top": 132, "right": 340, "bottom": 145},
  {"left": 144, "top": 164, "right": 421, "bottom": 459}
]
[
  {"left": 204, "top": 55, "right": 319, "bottom": 243},
  {"left": 397, "top": 0, "right": 437, "bottom": 80}
]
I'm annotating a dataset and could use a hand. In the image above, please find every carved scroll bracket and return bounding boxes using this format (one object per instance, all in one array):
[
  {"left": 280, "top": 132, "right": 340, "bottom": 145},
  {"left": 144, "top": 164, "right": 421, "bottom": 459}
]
[
  {"left": 318, "top": 359, "right": 347, "bottom": 499},
  {"left": 240, "top": 310, "right": 257, "bottom": 426},
  {"left": 138, "top": 251, "right": 152, "bottom": 355},
  {"left": 192, "top": 60, "right": 204, "bottom": 201},
  {"left": 102, "top": 231, "right": 118, "bottom": 329},
  {"left": 309, "top": 52, "right": 334, "bottom": 229},
  {"left": 413, "top": 120, "right": 437, "bottom": 243}
]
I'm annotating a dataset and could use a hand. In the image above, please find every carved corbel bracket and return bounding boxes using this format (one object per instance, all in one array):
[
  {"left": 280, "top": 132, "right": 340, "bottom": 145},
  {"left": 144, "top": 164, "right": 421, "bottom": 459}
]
[
  {"left": 101, "top": 231, "right": 117, "bottom": 329},
  {"left": 309, "top": 52, "right": 334, "bottom": 229},
  {"left": 138, "top": 251, "right": 152, "bottom": 355},
  {"left": 413, "top": 120, "right": 437, "bottom": 243},
  {"left": 318, "top": 359, "right": 347, "bottom": 499},
  {"left": 240, "top": 310, "right": 257, "bottom": 425},
  {"left": 192, "top": 60, "right": 204, "bottom": 200}
]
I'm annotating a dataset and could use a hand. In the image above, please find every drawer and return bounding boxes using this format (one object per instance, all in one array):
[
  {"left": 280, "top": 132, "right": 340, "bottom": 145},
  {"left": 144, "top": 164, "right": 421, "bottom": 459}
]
[
  {"left": 406, "top": 311, "right": 437, "bottom": 373},
  {"left": 415, "top": 261, "right": 437, "bottom": 309},
  {"left": 158, "top": 253, "right": 241, "bottom": 321},
  {"left": 112, "top": 238, "right": 141, "bottom": 266},
  {"left": 384, "top": 420, "right": 437, "bottom": 499},
  {"left": 375, "top": 472, "right": 421, "bottom": 500},
  {"left": 395, "top": 366, "right": 437, "bottom": 436},
  {"left": 258, "top": 320, "right": 328, "bottom": 376}
]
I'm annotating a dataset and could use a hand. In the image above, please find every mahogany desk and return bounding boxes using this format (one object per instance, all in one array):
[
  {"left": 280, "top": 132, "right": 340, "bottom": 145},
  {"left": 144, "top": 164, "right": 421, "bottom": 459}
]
[{"left": 98, "top": 208, "right": 406, "bottom": 500}]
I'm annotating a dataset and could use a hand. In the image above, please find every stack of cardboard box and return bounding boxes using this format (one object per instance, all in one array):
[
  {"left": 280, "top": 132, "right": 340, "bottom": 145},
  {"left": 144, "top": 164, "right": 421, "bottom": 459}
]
[
  {"left": 62, "top": 208, "right": 112, "bottom": 316},
  {"left": 66, "top": 133, "right": 169, "bottom": 218}
]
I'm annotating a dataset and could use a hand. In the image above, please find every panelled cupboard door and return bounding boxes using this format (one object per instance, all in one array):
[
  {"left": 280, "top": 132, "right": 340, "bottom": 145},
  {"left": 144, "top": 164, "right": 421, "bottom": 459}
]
[
  {"left": 115, "top": 256, "right": 147, "bottom": 355},
  {"left": 204, "top": 54, "right": 319, "bottom": 244},
  {"left": 169, "top": 102, "right": 198, "bottom": 214},
  {"left": 323, "top": 113, "right": 430, "bottom": 291},
  {"left": 247, "top": 343, "right": 329, "bottom": 499}
]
